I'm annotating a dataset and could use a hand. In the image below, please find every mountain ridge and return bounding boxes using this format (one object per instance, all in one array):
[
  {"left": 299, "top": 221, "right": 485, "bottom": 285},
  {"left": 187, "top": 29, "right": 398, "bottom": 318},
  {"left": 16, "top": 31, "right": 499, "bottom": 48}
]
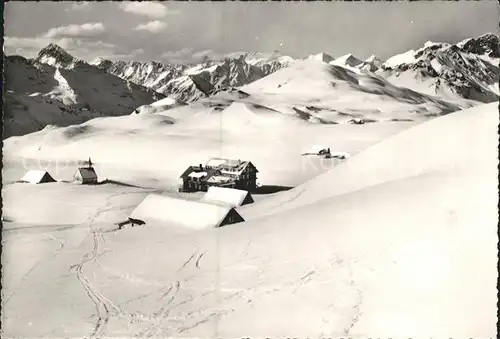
[{"left": 4, "top": 33, "right": 498, "bottom": 139}]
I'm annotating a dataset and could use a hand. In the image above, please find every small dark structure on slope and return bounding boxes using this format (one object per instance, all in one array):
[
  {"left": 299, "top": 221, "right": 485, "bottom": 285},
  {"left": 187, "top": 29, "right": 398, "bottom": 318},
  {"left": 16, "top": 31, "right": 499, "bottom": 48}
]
[{"left": 73, "top": 157, "right": 98, "bottom": 185}]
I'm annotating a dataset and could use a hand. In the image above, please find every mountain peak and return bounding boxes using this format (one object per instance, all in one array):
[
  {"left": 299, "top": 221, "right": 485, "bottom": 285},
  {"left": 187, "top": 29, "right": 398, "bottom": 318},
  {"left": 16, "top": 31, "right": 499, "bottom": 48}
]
[
  {"left": 37, "top": 43, "right": 75, "bottom": 67},
  {"left": 89, "top": 57, "right": 107, "bottom": 65},
  {"left": 38, "top": 43, "right": 71, "bottom": 57},
  {"left": 331, "top": 53, "right": 363, "bottom": 67},
  {"left": 458, "top": 32, "right": 499, "bottom": 59},
  {"left": 357, "top": 54, "right": 384, "bottom": 72},
  {"left": 423, "top": 40, "right": 441, "bottom": 48},
  {"left": 365, "top": 54, "right": 381, "bottom": 63},
  {"left": 89, "top": 57, "right": 114, "bottom": 71},
  {"left": 476, "top": 32, "right": 499, "bottom": 42},
  {"left": 308, "top": 52, "right": 335, "bottom": 63}
]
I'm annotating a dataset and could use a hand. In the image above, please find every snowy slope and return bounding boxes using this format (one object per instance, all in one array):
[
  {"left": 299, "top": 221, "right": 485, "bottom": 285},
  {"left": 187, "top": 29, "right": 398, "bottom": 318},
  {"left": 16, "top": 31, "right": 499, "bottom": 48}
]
[
  {"left": 3, "top": 91, "right": 104, "bottom": 138},
  {"left": 244, "top": 101, "right": 499, "bottom": 218},
  {"left": 242, "top": 59, "right": 469, "bottom": 122},
  {"left": 2, "top": 102, "right": 497, "bottom": 338},
  {"left": 105, "top": 57, "right": 481, "bottom": 174},
  {"left": 3, "top": 100, "right": 413, "bottom": 190}
]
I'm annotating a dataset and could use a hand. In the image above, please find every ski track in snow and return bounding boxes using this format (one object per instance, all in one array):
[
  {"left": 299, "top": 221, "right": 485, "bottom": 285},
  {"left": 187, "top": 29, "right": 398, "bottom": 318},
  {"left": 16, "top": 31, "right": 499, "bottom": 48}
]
[
  {"left": 73, "top": 192, "right": 120, "bottom": 338},
  {"left": 71, "top": 191, "right": 198, "bottom": 337},
  {"left": 71, "top": 191, "right": 144, "bottom": 338}
]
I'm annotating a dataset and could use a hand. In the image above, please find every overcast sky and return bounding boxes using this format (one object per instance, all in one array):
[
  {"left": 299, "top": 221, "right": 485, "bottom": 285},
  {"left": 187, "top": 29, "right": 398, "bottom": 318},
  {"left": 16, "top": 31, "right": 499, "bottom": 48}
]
[{"left": 4, "top": 1, "right": 499, "bottom": 64}]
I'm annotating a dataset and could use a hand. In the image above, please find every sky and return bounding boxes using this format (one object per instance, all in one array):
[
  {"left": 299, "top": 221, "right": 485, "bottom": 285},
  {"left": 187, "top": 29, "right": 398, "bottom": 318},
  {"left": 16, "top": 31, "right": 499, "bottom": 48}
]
[{"left": 4, "top": 1, "right": 499, "bottom": 64}]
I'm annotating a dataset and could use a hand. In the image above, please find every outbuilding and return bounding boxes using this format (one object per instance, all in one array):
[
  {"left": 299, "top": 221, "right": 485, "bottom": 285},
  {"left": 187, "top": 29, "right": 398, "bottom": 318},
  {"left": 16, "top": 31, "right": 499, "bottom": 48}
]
[
  {"left": 130, "top": 193, "right": 244, "bottom": 229},
  {"left": 20, "top": 170, "right": 56, "bottom": 184},
  {"left": 73, "top": 167, "right": 98, "bottom": 185}
]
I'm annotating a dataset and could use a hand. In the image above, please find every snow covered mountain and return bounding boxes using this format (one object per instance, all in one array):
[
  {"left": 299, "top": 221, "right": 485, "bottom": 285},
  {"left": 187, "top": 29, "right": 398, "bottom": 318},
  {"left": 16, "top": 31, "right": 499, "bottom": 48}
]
[
  {"left": 93, "top": 52, "right": 294, "bottom": 103},
  {"left": 296, "top": 34, "right": 499, "bottom": 104},
  {"left": 458, "top": 32, "right": 499, "bottom": 63},
  {"left": 330, "top": 53, "right": 363, "bottom": 68},
  {"left": 132, "top": 57, "right": 471, "bottom": 138},
  {"left": 308, "top": 52, "right": 335, "bottom": 63},
  {"left": 88, "top": 33, "right": 499, "bottom": 106},
  {"left": 240, "top": 59, "right": 469, "bottom": 123},
  {"left": 3, "top": 45, "right": 164, "bottom": 138},
  {"left": 90, "top": 58, "right": 187, "bottom": 94},
  {"left": 377, "top": 34, "right": 499, "bottom": 103},
  {"left": 357, "top": 55, "right": 384, "bottom": 72}
]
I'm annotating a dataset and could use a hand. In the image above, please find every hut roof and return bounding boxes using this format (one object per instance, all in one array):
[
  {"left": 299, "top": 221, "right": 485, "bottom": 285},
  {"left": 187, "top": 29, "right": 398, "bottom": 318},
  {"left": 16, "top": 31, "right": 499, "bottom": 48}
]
[
  {"left": 130, "top": 194, "right": 244, "bottom": 229},
  {"left": 202, "top": 186, "right": 253, "bottom": 207}
]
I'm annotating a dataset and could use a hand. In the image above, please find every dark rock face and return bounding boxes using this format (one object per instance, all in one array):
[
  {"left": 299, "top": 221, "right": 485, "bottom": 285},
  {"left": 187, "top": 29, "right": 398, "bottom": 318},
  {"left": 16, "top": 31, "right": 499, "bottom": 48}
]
[
  {"left": 459, "top": 33, "right": 500, "bottom": 59},
  {"left": 36, "top": 43, "right": 75, "bottom": 67}
]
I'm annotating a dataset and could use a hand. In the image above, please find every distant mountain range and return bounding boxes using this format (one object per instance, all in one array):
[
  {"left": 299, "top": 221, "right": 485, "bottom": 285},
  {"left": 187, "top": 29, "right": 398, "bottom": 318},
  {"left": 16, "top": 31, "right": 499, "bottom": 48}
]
[
  {"left": 3, "top": 33, "right": 498, "bottom": 138},
  {"left": 94, "top": 33, "right": 498, "bottom": 104},
  {"left": 90, "top": 52, "right": 294, "bottom": 103}
]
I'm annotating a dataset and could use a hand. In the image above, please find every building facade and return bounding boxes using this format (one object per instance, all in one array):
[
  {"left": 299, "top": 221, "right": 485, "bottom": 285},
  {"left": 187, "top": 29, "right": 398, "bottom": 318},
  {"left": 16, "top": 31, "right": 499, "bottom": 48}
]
[{"left": 179, "top": 158, "right": 258, "bottom": 193}]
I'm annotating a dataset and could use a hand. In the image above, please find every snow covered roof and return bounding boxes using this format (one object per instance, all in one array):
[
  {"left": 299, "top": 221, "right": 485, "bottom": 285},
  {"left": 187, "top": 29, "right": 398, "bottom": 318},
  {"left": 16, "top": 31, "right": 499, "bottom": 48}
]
[
  {"left": 202, "top": 187, "right": 254, "bottom": 207},
  {"left": 20, "top": 170, "right": 56, "bottom": 184},
  {"left": 130, "top": 194, "right": 243, "bottom": 229},
  {"left": 205, "top": 157, "right": 257, "bottom": 174},
  {"left": 188, "top": 171, "right": 208, "bottom": 178},
  {"left": 206, "top": 157, "right": 231, "bottom": 168}
]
